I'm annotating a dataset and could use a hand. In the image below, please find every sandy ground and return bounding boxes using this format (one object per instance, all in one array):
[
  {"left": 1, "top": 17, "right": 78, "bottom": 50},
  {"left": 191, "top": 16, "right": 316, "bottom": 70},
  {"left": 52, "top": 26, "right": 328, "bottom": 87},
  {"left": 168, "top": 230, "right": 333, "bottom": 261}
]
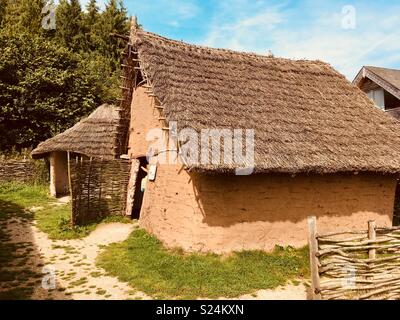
[
  {"left": 1, "top": 198, "right": 309, "bottom": 300},
  {"left": 2, "top": 214, "right": 150, "bottom": 300},
  {"left": 237, "top": 284, "right": 309, "bottom": 300}
]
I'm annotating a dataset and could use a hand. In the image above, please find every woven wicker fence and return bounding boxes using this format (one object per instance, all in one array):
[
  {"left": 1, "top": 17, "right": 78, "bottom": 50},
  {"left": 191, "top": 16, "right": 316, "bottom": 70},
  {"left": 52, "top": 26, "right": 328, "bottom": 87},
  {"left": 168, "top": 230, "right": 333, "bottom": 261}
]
[
  {"left": 0, "top": 159, "right": 48, "bottom": 184},
  {"left": 69, "top": 158, "right": 131, "bottom": 226},
  {"left": 308, "top": 217, "right": 400, "bottom": 300}
]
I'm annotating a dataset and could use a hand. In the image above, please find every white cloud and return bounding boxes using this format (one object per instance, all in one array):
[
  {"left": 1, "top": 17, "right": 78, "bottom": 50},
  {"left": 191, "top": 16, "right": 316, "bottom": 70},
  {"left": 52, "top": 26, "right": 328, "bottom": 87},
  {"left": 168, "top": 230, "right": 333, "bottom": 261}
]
[
  {"left": 124, "top": 0, "right": 200, "bottom": 31},
  {"left": 201, "top": 1, "right": 400, "bottom": 79},
  {"left": 175, "top": 1, "right": 199, "bottom": 19},
  {"left": 204, "top": 5, "right": 284, "bottom": 52}
]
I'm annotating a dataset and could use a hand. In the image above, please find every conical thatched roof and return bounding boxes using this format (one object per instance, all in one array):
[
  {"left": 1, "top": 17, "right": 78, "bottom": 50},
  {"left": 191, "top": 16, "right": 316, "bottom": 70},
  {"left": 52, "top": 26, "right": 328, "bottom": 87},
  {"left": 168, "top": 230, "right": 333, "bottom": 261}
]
[
  {"left": 132, "top": 30, "right": 400, "bottom": 174},
  {"left": 32, "top": 104, "right": 120, "bottom": 160}
]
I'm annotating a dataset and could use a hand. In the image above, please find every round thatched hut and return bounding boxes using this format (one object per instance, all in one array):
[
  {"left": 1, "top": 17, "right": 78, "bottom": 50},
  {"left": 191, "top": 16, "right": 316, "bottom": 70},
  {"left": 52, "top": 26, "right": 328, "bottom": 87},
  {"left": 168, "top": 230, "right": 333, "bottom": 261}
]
[{"left": 32, "top": 104, "right": 121, "bottom": 197}]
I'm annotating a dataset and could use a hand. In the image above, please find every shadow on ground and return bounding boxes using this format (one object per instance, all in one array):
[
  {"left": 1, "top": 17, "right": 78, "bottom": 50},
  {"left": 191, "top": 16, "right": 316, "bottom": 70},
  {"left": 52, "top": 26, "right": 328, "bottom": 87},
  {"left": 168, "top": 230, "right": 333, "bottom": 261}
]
[{"left": 0, "top": 199, "right": 67, "bottom": 300}]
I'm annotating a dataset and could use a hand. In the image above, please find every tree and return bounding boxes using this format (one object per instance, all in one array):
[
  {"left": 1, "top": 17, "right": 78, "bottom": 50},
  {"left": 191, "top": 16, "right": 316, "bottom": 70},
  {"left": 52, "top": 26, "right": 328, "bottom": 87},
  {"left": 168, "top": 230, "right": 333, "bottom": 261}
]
[
  {"left": 2, "top": 0, "right": 47, "bottom": 36},
  {"left": 55, "top": 0, "right": 85, "bottom": 51},
  {"left": 86, "top": 0, "right": 99, "bottom": 26},
  {"left": 95, "top": 0, "right": 129, "bottom": 68},
  {"left": 0, "top": 34, "right": 100, "bottom": 151},
  {"left": 84, "top": 0, "right": 100, "bottom": 51},
  {"left": 0, "top": 0, "right": 6, "bottom": 27},
  {"left": 0, "top": 0, "right": 129, "bottom": 152}
]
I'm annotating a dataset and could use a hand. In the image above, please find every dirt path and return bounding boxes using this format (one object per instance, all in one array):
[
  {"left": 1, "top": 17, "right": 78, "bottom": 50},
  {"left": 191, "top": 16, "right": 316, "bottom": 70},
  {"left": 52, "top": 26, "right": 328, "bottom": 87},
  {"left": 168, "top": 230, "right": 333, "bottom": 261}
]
[
  {"left": 1, "top": 212, "right": 150, "bottom": 300},
  {"left": 31, "top": 222, "right": 152, "bottom": 300},
  {"left": 236, "top": 284, "right": 309, "bottom": 300},
  {"left": 0, "top": 199, "right": 308, "bottom": 300}
]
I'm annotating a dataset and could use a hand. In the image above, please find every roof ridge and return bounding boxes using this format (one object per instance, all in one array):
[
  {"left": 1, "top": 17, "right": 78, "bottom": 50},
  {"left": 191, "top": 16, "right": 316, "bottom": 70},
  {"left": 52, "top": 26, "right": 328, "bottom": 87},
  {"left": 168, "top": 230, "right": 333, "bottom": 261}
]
[
  {"left": 363, "top": 66, "right": 400, "bottom": 94},
  {"left": 136, "top": 30, "right": 329, "bottom": 66},
  {"left": 366, "top": 66, "right": 400, "bottom": 72}
]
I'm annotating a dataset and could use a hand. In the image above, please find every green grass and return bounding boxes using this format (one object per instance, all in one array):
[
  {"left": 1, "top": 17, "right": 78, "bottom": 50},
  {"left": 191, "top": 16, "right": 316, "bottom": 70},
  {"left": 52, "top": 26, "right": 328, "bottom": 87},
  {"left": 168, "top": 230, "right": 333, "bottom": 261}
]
[
  {"left": 34, "top": 203, "right": 98, "bottom": 240},
  {"left": 97, "top": 229, "right": 309, "bottom": 299},
  {"left": 0, "top": 183, "right": 50, "bottom": 220},
  {"left": 0, "top": 182, "right": 131, "bottom": 240}
]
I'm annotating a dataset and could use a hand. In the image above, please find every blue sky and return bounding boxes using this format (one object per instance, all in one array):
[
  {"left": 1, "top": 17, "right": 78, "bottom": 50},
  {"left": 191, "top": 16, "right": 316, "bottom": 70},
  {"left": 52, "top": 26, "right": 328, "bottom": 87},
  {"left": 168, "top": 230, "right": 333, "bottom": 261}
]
[{"left": 84, "top": 0, "right": 400, "bottom": 80}]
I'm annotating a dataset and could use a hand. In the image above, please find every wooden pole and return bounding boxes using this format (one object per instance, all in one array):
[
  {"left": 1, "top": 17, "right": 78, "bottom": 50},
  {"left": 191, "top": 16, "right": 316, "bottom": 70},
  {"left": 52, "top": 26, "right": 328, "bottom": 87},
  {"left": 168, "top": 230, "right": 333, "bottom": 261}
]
[
  {"left": 125, "top": 159, "right": 140, "bottom": 216},
  {"left": 87, "top": 157, "right": 93, "bottom": 224},
  {"left": 49, "top": 152, "right": 57, "bottom": 197},
  {"left": 130, "top": 16, "right": 138, "bottom": 42},
  {"left": 368, "top": 220, "right": 376, "bottom": 259},
  {"left": 67, "top": 152, "right": 73, "bottom": 226},
  {"left": 307, "top": 216, "right": 322, "bottom": 300}
]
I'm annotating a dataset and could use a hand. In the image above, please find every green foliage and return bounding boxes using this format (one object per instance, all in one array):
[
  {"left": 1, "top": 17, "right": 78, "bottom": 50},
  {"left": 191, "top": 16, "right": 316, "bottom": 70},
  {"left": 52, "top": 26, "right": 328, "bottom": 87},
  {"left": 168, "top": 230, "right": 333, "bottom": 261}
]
[
  {"left": 0, "top": 34, "right": 100, "bottom": 150},
  {"left": 78, "top": 52, "right": 122, "bottom": 103},
  {"left": 0, "top": 0, "right": 130, "bottom": 152},
  {"left": 0, "top": 148, "right": 32, "bottom": 160},
  {"left": 86, "top": 0, "right": 99, "bottom": 25},
  {"left": 97, "top": 229, "right": 310, "bottom": 299},
  {"left": 1, "top": 0, "right": 47, "bottom": 36},
  {"left": 55, "top": 0, "right": 85, "bottom": 52},
  {"left": 93, "top": 0, "right": 129, "bottom": 69},
  {"left": 84, "top": 0, "right": 100, "bottom": 51},
  {"left": 0, "top": 0, "right": 6, "bottom": 27}
]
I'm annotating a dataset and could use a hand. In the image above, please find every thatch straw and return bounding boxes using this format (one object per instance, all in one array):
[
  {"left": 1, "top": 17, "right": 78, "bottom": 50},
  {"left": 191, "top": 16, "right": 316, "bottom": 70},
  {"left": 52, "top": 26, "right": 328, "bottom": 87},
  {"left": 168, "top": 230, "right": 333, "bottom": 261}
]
[
  {"left": 131, "top": 30, "right": 400, "bottom": 174},
  {"left": 31, "top": 104, "right": 120, "bottom": 160}
]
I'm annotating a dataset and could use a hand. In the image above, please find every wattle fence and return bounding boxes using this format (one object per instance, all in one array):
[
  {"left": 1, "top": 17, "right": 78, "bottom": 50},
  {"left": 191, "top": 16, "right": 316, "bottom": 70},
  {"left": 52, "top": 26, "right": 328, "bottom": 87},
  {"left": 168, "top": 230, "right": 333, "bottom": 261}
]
[
  {"left": 69, "top": 158, "right": 131, "bottom": 225},
  {"left": 308, "top": 217, "right": 400, "bottom": 300},
  {"left": 0, "top": 159, "right": 48, "bottom": 184}
]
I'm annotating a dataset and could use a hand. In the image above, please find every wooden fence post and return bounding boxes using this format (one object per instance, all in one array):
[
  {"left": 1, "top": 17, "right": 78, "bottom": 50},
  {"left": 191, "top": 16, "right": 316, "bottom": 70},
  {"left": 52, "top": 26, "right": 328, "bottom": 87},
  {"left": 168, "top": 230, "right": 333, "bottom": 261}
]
[
  {"left": 67, "top": 152, "right": 73, "bottom": 226},
  {"left": 368, "top": 220, "right": 376, "bottom": 259},
  {"left": 125, "top": 159, "right": 140, "bottom": 216},
  {"left": 307, "top": 216, "right": 322, "bottom": 300}
]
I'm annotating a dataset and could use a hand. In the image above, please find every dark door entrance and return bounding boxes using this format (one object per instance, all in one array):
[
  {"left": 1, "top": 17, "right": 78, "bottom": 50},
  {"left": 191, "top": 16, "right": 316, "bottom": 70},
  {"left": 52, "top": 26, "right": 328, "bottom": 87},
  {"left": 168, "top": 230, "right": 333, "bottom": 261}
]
[
  {"left": 132, "top": 157, "right": 148, "bottom": 219},
  {"left": 393, "top": 182, "right": 400, "bottom": 226}
]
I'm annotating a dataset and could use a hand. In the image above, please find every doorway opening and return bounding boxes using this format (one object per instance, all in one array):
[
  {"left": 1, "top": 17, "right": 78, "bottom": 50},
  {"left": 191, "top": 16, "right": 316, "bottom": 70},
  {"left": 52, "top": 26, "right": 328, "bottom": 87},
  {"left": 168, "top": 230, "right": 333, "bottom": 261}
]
[
  {"left": 132, "top": 157, "right": 149, "bottom": 220},
  {"left": 393, "top": 182, "right": 400, "bottom": 226}
]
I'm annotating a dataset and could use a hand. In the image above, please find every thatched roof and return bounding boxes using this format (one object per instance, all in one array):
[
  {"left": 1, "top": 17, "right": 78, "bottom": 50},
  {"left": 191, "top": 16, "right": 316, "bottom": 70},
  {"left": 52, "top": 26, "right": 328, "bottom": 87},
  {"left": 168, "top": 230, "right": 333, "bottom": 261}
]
[
  {"left": 32, "top": 104, "right": 120, "bottom": 160},
  {"left": 132, "top": 30, "right": 400, "bottom": 174},
  {"left": 353, "top": 66, "right": 400, "bottom": 101},
  {"left": 365, "top": 66, "right": 400, "bottom": 91}
]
